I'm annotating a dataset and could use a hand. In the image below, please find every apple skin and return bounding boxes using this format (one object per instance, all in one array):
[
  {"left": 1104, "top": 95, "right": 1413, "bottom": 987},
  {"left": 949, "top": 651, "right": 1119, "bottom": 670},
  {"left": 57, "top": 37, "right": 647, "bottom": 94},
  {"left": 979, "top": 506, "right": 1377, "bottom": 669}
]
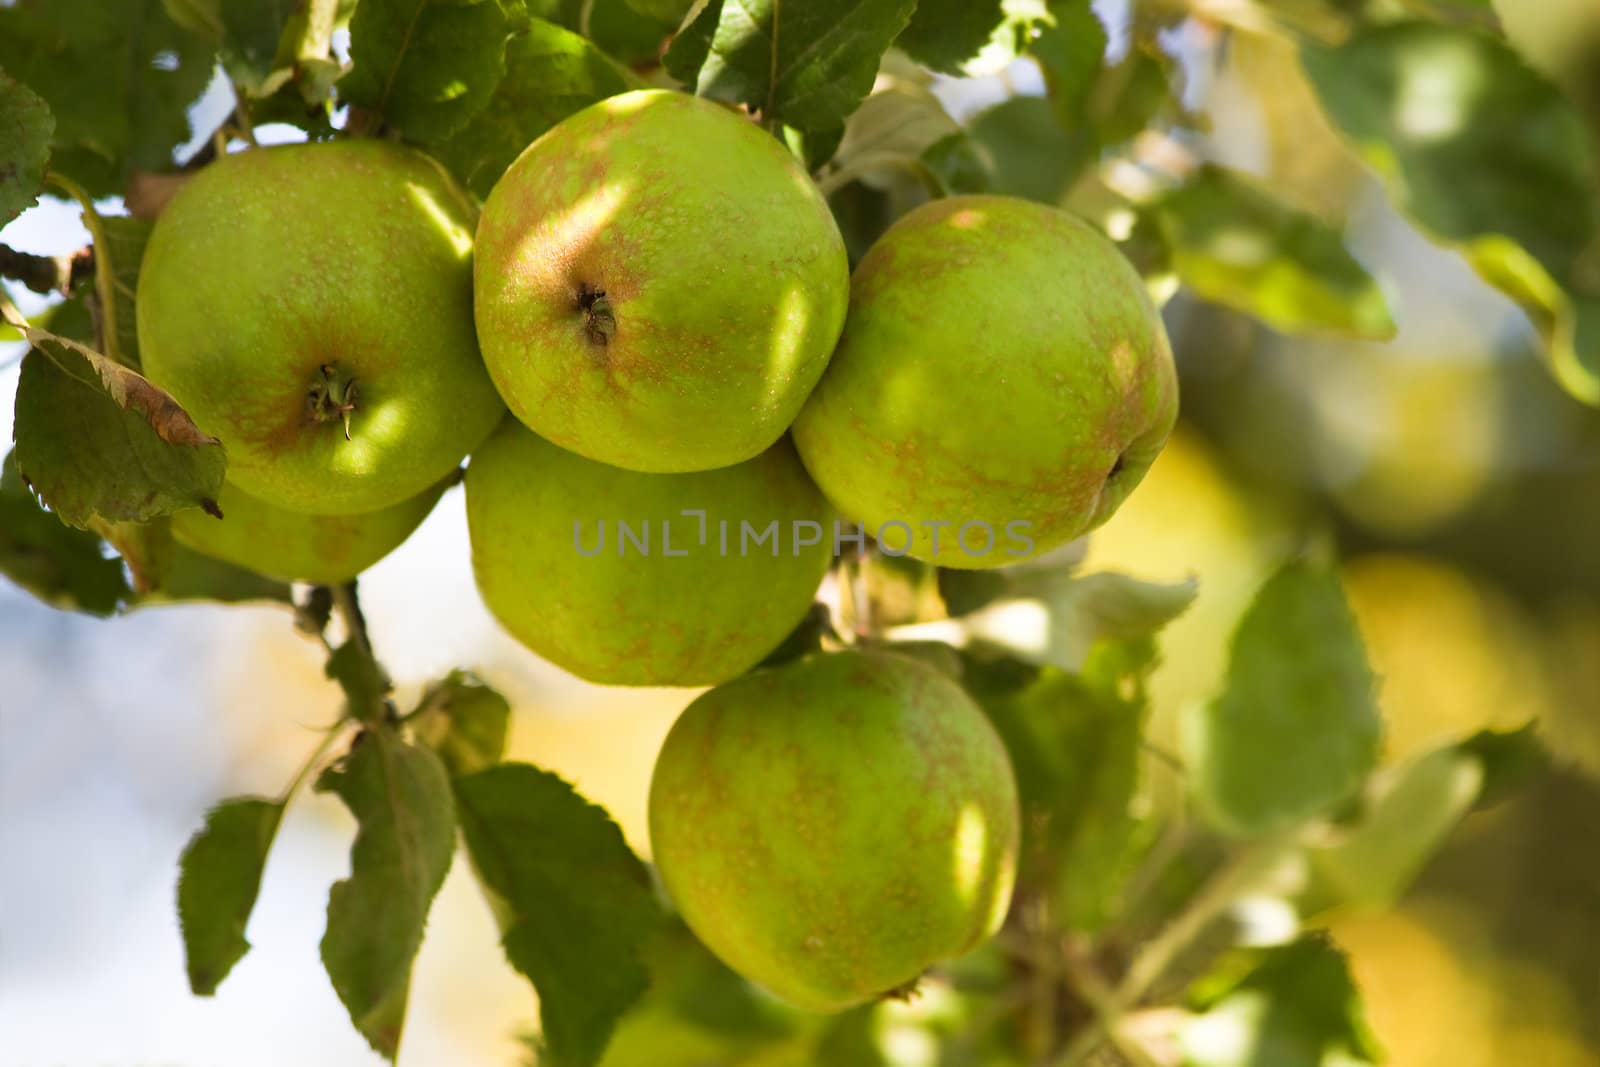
[
  {"left": 649, "top": 649, "right": 1020, "bottom": 1012},
  {"left": 171, "top": 479, "right": 444, "bottom": 584},
  {"left": 464, "top": 418, "right": 832, "bottom": 687},
  {"left": 473, "top": 89, "right": 850, "bottom": 473},
  {"left": 137, "top": 141, "right": 505, "bottom": 515},
  {"left": 792, "top": 195, "right": 1178, "bottom": 569}
]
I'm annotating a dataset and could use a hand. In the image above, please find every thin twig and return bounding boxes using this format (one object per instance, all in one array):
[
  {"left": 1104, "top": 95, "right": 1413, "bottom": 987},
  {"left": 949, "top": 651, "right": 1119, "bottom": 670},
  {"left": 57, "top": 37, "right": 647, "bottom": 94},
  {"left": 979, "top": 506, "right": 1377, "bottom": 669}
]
[{"left": 46, "top": 173, "right": 124, "bottom": 366}]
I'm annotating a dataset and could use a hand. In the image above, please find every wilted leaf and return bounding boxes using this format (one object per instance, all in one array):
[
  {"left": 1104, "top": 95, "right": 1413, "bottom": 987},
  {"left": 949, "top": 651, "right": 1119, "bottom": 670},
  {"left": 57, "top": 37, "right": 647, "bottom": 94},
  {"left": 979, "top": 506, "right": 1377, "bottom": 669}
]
[
  {"left": 411, "top": 670, "right": 510, "bottom": 778},
  {"left": 11, "top": 300, "right": 226, "bottom": 529},
  {"left": 1182, "top": 937, "right": 1382, "bottom": 1067},
  {"left": 1182, "top": 560, "right": 1381, "bottom": 837},
  {"left": 434, "top": 17, "right": 630, "bottom": 199},
  {"left": 0, "top": 450, "right": 128, "bottom": 615},
  {"left": 1154, "top": 164, "right": 1395, "bottom": 339},
  {"left": 665, "top": 0, "right": 916, "bottom": 134},
  {"left": 456, "top": 763, "right": 659, "bottom": 1067},
  {"left": 1302, "top": 21, "right": 1600, "bottom": 403},
  {"left": 343, "top": 0, "right": 512, "bottom": 143},
  {"left": 176, "top": 797, "right": 286, "bottom": 995},
  {"left": 0, "top": 0, "right": 213, "bottom": 197},
  {"left": 318, "top": 728, "right": 455, "bottom": 1060},
  {"left": 0, "top": 69, "right": 53, "bottom": 225}
]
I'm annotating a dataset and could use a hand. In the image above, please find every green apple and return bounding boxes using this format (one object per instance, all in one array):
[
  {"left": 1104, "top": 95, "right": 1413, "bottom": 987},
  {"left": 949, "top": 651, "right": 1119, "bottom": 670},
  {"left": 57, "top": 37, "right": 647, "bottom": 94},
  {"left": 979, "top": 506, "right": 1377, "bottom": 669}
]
[
  {"left": 649, "top": 649, "right": 1020, "bottom": 1012},
  {"left": 137, "top": 140, "right": 505, "bottom": 515},
  {"left": 473, "top": 89, "right": 849, "bottom": 473},
  {"left": 171, "top": 479, "right": 444, "bottom": 584},
  {"left": 465, "top": 419, "right": 832, "bottom": 686},
  {"left": 792, "top": 195, "right": 1178, "bottom": 568}
]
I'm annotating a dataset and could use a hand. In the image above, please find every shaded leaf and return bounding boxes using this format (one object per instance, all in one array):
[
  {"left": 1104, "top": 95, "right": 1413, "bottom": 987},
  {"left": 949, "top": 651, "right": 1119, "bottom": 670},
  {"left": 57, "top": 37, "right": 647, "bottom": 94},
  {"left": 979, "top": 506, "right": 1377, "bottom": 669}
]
[
  {"left": 325, "top": 639, "right": 392, "bottom": 724},
  {"left": 434, "top": 17, "right": 630, "bottom": 199},
  {"left": 318, "top": 728, "right": 455, "bottom": 1061},
  {"left": 11, "top": 299, "right": 226, "bottom": 529},
  {"left": 176, "top": 797, "right": 285, "bottom": 995},
  {"left": 0, "top": 69, "right": 53, "bottom": 225},
  {"left": 0, "top": 450, "right": 127, "bottom": 615},
  {"left": 99, "top": 215, "right": 154, "bottom": 371},
  {"left": 1154, "top": 164, "right": 1395, "bottom": 339},
  {"left": 664, "top": 0, "right": 916, "bottom": 133},
  {"left": 972, "top": 640, "right": 1157, "bottom": 931},
  {"left": 411, "top": 669, "right": 511, "bottom": 778},
  {"left": 1302, "top": 21, "right": 1600, "bottom": 403},
  {"left": 1031, "top": 0, "right": 1107, "bottom": 128},
  {"left": 343, "top": 0, "right": 512, "bottom": 143},
  {"left": 1457, "top": 721, "right": 1547, "bottom": 810},
  {"left": 135, "top": 542, "right": 294, "bottom": 606},
  {"left": 166, "top": 0, "right": 300, "bottom": 93},
  {"left": 1182, "top": 560, "right": 1381, "bottom": 836},
  {"left": 92, "top": 514, "right": 174, "bottom": 594},
  {"left": 898, "top": 0, "right": 1052, "bottom": 78},
  {"left": 0, "top": 0, "right": 213, "bottom": 197},
  {"left": 1309, "top": 745, "right": 1482, "bottom": 910},
  {"left": 968, "top": 95, "right": 1085, "bottom": 203},
  {"left": 1182, "top": 937, "right": 1382, "bottom": 1067},
  {"left": 456, "top": 763, "right": 659, "bottom": 1067}
]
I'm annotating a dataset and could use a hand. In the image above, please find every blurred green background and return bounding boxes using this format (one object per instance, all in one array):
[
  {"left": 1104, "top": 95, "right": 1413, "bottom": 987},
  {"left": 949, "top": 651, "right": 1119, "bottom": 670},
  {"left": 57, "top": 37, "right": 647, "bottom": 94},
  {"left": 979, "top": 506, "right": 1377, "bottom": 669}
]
[{"left": 3, "top": 1, "right": 1599, "bottom": 1064}]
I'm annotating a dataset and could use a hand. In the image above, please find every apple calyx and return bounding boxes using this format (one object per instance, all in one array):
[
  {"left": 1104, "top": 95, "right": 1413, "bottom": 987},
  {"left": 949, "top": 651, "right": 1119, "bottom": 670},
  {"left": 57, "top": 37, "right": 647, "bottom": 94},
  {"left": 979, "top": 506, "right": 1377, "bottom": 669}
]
[
  {"left": 307, "top": 362, "right": 360, "bottom": 440},
  {"left": 577, "top": 284, "right": 616, "bottom": 347}
]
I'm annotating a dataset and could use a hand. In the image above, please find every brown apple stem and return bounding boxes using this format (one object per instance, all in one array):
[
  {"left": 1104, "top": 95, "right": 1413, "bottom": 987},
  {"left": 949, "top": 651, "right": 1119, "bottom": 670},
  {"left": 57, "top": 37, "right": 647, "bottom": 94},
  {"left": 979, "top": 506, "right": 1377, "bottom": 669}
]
[{"left": 307, "top": 362, "right": 360, "bottom": 439}]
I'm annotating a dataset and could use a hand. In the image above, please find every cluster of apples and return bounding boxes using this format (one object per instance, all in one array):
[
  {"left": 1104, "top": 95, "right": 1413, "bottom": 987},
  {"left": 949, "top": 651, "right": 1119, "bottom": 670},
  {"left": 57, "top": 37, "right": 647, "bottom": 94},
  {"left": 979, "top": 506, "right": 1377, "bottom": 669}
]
[{"left": 137, "top": 89, "right": 1176, "bottom": 1009}]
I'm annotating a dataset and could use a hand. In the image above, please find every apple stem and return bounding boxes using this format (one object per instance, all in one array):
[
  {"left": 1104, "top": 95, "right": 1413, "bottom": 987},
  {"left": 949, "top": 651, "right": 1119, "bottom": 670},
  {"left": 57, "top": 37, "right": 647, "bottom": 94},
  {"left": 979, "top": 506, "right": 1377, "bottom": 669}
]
[{"left": 307, "top": 362, "right": 360, "bottom": 440}]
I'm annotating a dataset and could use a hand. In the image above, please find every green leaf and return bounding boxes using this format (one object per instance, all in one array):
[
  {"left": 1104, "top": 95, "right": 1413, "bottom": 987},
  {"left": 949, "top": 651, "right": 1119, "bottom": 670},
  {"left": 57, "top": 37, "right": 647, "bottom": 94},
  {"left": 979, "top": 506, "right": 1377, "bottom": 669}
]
[
  {"left": 829, "top": 77, "right": 963, "bottom": 188},
  {"left": 325, "top": 639, "right": 392, "bottom": 724},
  {"left": 342, "top": 0, "right": 513, "bottom": 144},
  {"left": 1457, "top": 721, "right": 1547, "bottom": 809},
  {"left": 621, "top": 0, "right": 693, "bottom": 24},
  {"left": 968, "top": 95, "right": 1085, "bottom": 203},
  {"left": 1302, "top": 21, "right": 1600, "bottom": 403},
  {"left": 433, "top": 17, "right": 630, "bottom": 199},
  {"left": 1308, "top": 745, "right": 1482, "bottom": 910},
  {"left": 318, "top": 728, "right": 456, "bottom": 1061},
  {"left": 1153, "top": 164, "right": 1395, "bottom": 339},
  {"left": 0, "top": 450, "right": 128, "bottom": 615},
  {"left": 1182, "top": 937, "right": 1382, "bottom": 1067},
  {"left": 973, "top": 640, "right": 1157, "bottom": 931},
  {"left": 11, "top": 299, "right": 227, "bottom": 529},
  {"left": 897, "top": 0, "right": 1052, "bottom": 78},
  {"left": 166, "top": 0, "right": 300, "bottom": 93},
  {"left": 1031, "top": 0, "right": 1107, "bottom": 128},
  {"left": 176, "top": 797, "right": 286, "bottom": 995},
  {"left": 0, "top": 0, "right": 213, "bottom": 197},
  {"left": 411, "top": 669, "right": 511, "bottom": 778},
  {"left": 135, "top": 542, "right": 294, "bottom": 605},
  {"left": 664, "top": 0, "right": 917, "bottom": 134},
  {"left": 99, "top": 215, "right": 153, "bottom": 371},
  {"left": 0, "top": 69, "right": 53, "bottom": 226},
  {"left": 92, "top": 514, "right": 174, "bottom": 594},
  {"left": 455, "top": 763, "right": 659, "bottom": 1067},
  {"left": 1182, "top": 560, "right": 1381, "bottom": 837}
]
